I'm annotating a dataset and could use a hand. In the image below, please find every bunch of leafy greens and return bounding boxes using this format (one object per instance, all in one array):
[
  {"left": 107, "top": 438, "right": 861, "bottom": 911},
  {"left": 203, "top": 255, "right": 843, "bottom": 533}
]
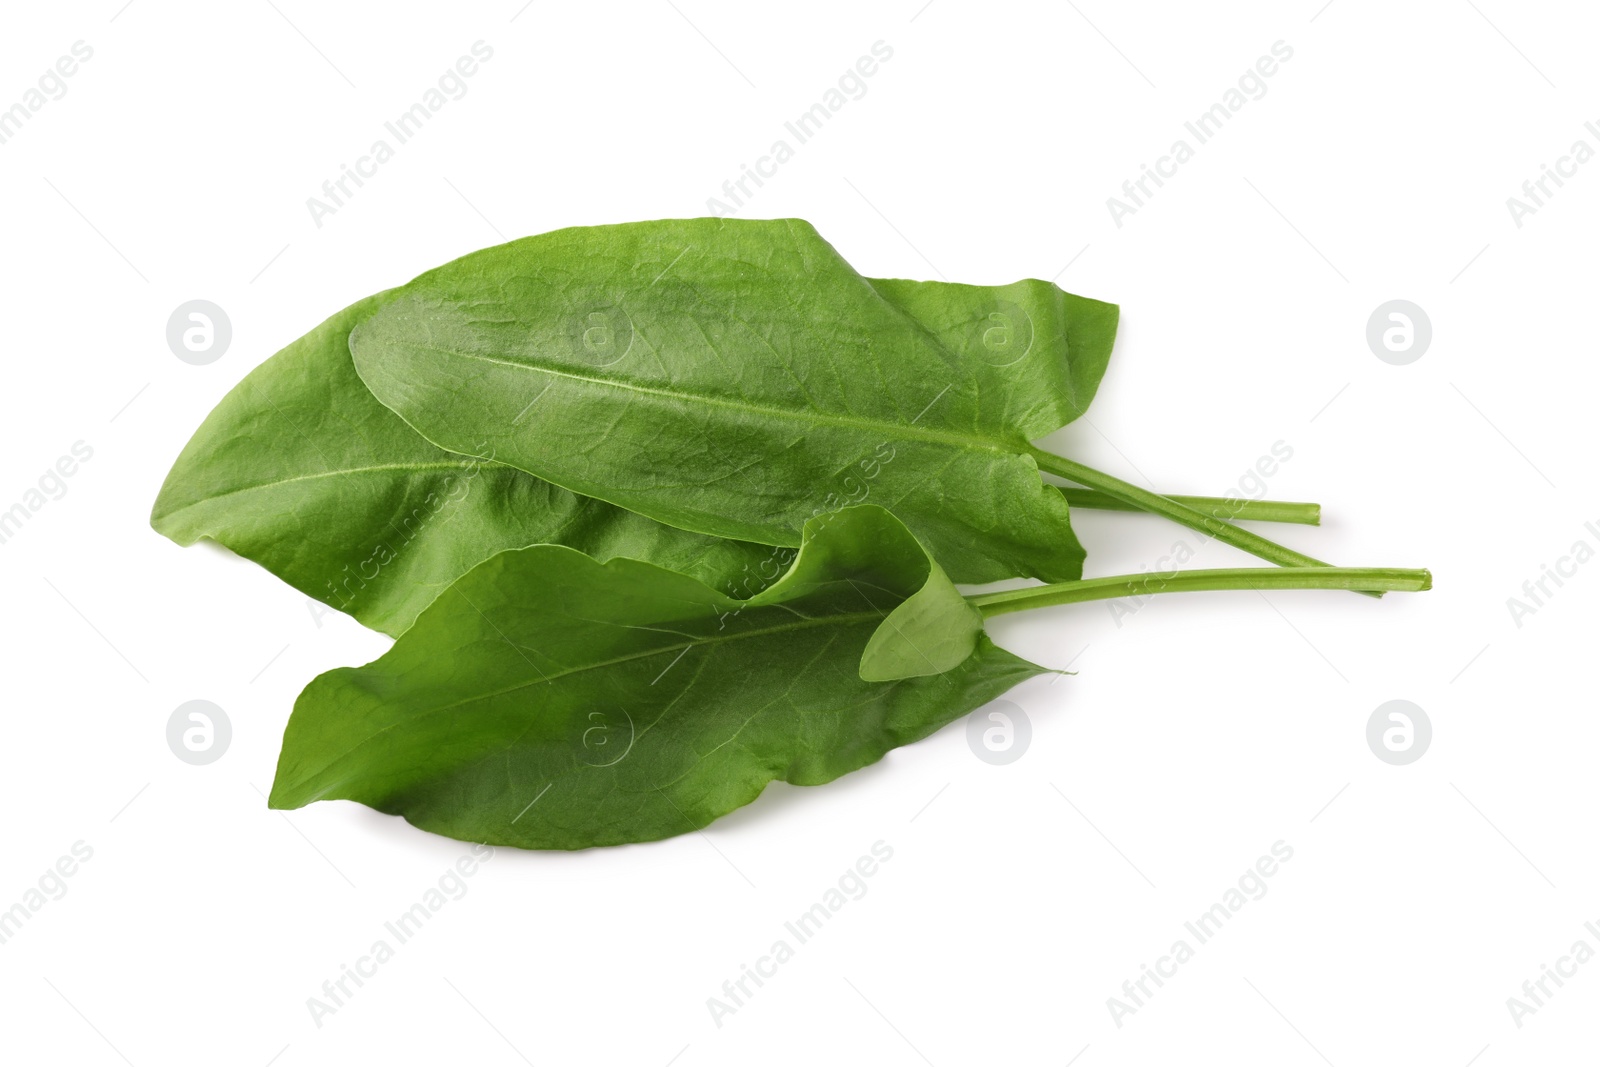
[{"left": 154, "top": 218, "right": 1427, "bottom": 850}]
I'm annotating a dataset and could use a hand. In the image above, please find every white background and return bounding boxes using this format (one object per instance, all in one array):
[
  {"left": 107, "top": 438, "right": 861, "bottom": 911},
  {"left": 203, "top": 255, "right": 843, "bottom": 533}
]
[{"left": 1, "top": 1, "right": 1595, "bottom": 1063}]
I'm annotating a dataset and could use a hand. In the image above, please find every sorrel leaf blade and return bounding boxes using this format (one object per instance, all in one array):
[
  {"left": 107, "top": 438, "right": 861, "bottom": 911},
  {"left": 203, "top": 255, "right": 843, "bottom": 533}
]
[
  {"left": 267, "top": 506, "right": 1044, "bottom": 848},
  {"left": 151, "top": 293, "right": 776, "bottom": 636},
  {"left": 350, "top": 218, "right": 1118, "bottom": 583}
]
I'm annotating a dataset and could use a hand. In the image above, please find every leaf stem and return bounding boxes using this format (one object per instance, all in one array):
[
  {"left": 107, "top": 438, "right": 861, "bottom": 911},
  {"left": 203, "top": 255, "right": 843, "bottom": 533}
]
[
  {"left": 969, "top": 566, "right": 1432, "bottom": 618},
  {"left": 1057, "top": 487, "right": 1320, "bottom": 526},
  {"left": 1030, "top": 447, "right": 1340, "bottom": 573}
]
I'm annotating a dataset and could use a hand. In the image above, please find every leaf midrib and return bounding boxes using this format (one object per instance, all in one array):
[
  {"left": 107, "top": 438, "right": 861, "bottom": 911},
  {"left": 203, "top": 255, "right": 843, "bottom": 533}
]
[
  {"left": 368, "top": 338, "right": 1026, "bottom": 459},
  {"left": 154, "top": 460, "right": 503, "bottom": 521},
  {"left": 282, "top": 600, "right": 894, "bottom": 798}
]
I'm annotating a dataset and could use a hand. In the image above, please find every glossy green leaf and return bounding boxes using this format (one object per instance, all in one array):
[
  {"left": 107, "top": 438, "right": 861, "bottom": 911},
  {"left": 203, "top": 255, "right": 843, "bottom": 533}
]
[
  {"left": 151, "top": 293, "right": 776, "bottom": 636},
  {"left": 350, "top": 218, "right": 1119, "bottom": 584},
  {"left": 866, "top": 275, "right": 1119, "bottom": 437},
  {"left": 267, "top": 506, "right": 1047, "bottom": 849}
]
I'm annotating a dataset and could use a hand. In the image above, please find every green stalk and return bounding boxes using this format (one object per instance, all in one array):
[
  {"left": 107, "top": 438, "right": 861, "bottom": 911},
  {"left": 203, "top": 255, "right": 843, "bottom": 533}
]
[
  {"left": 1057, "top": 488, "right": 1320, "bottom": 526},
  {"left": 1028, "top": 447, "right": 1371, "bottom": 593},
  {"left": 970, "top": 566, "right": 1431, "bottom": 618}
]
